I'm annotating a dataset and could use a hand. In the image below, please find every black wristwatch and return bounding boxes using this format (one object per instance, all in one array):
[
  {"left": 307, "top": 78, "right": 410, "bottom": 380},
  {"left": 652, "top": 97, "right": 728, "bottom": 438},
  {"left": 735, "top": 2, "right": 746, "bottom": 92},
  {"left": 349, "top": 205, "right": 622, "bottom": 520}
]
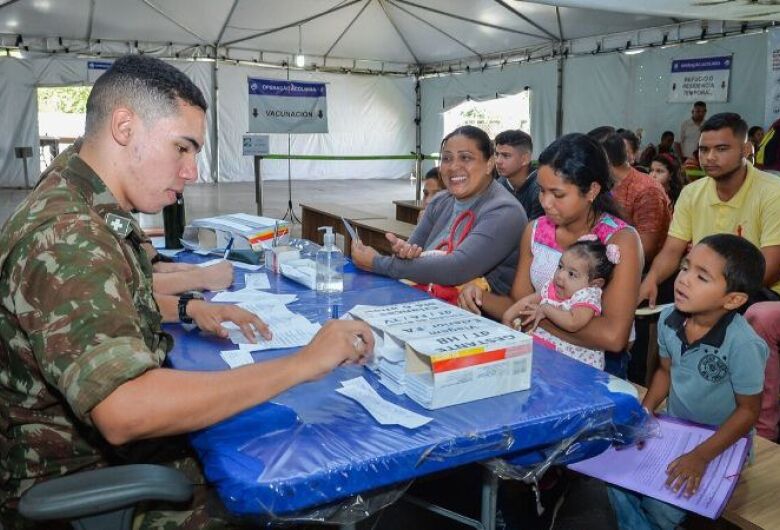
[
  {"left": 178, "top": 292, "right": 203, "bottom": 323},
  {"left": 151, "top": 253, "right": 174, "bottom": 264}
]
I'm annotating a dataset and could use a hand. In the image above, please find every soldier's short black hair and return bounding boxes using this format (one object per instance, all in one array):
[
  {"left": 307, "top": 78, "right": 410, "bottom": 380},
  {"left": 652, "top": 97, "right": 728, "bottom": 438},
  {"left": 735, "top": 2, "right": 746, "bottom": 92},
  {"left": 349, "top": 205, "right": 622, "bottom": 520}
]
[
  {"left": 700, "top": 112, "right": 748, "bottom": 142},
  {"left": 495, "top": 130, "right": 533, "bottom": 153},
  {"left": 85, "top": 54, "right": 207, "bottom": 137},
  {"left": 698, "top": 234, "right": 765, "bottom": 296}
]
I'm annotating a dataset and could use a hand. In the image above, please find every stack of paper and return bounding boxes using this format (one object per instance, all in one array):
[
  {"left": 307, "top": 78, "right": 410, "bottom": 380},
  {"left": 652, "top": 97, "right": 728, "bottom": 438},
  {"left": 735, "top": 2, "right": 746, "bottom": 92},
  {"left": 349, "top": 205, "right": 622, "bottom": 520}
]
[
  {"left": 348, "top": 299, "right": 533, "bottom": 408},
  {"left": 181, "top": 213, "right": 290, "bottom": 254}
]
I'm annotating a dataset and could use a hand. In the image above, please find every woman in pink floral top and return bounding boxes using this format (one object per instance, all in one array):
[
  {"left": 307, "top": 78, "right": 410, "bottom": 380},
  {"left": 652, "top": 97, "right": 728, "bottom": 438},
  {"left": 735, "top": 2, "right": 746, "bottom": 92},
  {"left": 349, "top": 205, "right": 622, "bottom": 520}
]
[{"left": 459, "top": 133, "right": 643, "bottom": 376}]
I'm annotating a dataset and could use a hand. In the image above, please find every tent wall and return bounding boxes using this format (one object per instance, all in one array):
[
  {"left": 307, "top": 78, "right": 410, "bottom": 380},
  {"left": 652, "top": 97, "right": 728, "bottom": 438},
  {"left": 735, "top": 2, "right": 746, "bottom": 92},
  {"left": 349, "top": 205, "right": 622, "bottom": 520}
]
[
  {"left": 420, "top": 60, "right": 559, "bottom": 167},
  {"left": 0, "top": 59, "right": 38, "bottom": 188},
  {"left": 216, "top": 64, "right": 415, "bottom": 182},
  {"left": 421, "top": 31, "right": 766, "bottom": 168},
  {"left": 563, "top": 32, "right": 767, "bottom": 146},
  {"left": 0, "top": 56, "right": 214, "bottom": 187},
  {"left": 0, "top": 31, "right": 769, "bottom": 188}
]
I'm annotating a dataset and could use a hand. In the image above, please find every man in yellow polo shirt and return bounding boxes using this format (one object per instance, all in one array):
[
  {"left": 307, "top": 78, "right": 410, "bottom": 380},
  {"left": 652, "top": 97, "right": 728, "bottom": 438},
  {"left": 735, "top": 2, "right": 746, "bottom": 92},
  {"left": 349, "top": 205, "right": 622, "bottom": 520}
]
[{"left": 639, "top": 112, "right": 780, "bottom": 307}]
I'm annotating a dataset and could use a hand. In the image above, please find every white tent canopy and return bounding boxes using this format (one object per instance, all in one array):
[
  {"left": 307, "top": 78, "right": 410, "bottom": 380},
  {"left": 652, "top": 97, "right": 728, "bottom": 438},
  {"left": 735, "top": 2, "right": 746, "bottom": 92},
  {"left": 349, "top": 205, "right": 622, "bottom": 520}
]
[{"left": 1, "top": 1, "right": 778, "bottom": 186}]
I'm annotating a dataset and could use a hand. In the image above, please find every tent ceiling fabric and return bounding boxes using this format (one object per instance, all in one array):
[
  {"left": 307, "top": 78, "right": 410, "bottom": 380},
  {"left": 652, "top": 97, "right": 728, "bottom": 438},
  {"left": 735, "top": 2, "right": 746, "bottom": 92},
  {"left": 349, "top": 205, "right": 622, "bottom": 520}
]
[
  {"left": 529, "top": 1, "right": 780, "bottom": 22},
  {"left": 1, "top": 0, "right": 777, "bottom": 67},
  {"left": 0, "top": 0, "right": 730, "bottom": 68}
]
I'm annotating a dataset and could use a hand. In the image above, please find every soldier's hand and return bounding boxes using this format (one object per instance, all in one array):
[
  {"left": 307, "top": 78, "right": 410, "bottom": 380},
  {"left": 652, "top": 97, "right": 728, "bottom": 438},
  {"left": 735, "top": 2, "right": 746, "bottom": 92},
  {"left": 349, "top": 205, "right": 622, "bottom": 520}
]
[
  {"left": 186, "top": 301, "right": 271, "bottom": 342},
  {"left": 295, "top": 320, "right": 375, "bottom": 381},
  {"left": 198, "top": 260, "right": 234, "bottom": 291}
]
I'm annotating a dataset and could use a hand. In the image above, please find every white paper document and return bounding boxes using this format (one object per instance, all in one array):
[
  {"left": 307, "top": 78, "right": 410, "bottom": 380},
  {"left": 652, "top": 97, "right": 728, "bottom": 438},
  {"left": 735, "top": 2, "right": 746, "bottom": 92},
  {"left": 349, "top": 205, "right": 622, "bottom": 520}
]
[
  {"left": 197, "top": 258, "right": 261, "bottom": 271},
  {"left": 226, "top": 306, "right": 320, "bottom": 351},
  {"left": 568, "top": 416, "right": 749, "bottom": 519},
  {"left": 336, "top": 376, "right": 432, "bottom": 429},
  {"left": 210, "top": 290, "right": 297, "bottom": 304},
  {"left": 244, "top": 273, "right": 271, "bottom": 290},
  {"left": 220, "top": 349, "right": 255, "bottom": 369}
]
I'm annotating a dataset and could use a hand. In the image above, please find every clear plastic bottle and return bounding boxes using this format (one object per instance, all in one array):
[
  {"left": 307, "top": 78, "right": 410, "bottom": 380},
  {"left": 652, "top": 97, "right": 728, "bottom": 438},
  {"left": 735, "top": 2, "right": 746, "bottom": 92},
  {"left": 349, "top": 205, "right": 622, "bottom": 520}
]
[{"left": 315, "top": 226, "right": 344, "bottom": 293}]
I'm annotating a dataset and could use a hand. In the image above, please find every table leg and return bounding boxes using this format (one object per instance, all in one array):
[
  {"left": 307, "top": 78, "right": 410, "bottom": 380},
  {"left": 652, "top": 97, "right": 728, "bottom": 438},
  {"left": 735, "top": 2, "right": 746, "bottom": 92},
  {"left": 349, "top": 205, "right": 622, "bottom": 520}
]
[{"left": 480, "top": 467, "right": 499, "bottom": 530}]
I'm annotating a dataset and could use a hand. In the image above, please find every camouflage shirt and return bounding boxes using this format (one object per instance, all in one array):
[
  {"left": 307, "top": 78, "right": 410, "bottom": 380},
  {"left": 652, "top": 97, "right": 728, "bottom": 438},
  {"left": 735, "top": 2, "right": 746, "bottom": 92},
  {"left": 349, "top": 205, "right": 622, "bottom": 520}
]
[{"left": 0, "top": 155, "right": 173, "bottom": 507}]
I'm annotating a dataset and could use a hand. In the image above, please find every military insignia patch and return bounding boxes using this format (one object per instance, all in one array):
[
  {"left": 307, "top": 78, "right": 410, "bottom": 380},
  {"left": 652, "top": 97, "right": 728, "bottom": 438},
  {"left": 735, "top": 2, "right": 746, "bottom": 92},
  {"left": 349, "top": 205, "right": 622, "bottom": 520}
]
[
  {"left": 105, "top": 213, "right": 132, "bottom": 238},
  {"left": 698, "top": 353, "right": 728, "bottom": 383}
]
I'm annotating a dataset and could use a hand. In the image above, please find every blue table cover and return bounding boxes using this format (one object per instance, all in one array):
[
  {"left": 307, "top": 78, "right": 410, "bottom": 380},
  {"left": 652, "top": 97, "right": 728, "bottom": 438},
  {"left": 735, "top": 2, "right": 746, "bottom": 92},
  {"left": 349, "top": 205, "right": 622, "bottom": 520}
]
[{"left": 166, "top": 258, "right": 645, "bottom": 517}]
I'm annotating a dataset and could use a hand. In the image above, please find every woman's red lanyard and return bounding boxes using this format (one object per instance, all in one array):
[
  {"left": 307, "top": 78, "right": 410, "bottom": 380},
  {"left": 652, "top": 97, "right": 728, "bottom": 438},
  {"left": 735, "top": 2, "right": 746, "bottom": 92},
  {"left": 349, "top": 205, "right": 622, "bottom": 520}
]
[{"left": 435, "top": 210, "right": 475, "bottom": 254}]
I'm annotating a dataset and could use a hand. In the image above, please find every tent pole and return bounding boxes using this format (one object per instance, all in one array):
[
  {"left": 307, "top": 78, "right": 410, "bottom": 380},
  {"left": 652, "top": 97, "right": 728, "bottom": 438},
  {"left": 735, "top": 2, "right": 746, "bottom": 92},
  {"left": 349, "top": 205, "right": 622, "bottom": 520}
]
[
  {"left": 415, "top": 74, "right": 422, "bottom": 201},
  {"left": 211, "top": 56, "right": 220, "bottom": 183},
  {"left": 555, "top": 48, "right": 564, "bottom": 139}
]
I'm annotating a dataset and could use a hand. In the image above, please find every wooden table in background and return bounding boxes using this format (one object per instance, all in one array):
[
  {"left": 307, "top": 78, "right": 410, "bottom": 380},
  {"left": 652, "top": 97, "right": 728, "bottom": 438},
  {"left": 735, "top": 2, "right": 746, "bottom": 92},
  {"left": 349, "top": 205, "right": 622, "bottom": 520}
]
[
  {"left": 393, "top": 199, "right": 424, "bottom": 224},
  {"left": 299, "top": 202, "right": 385, "bottom": 246},
  {"left": 348, "top": 218, "right": 416, "bottom": 257}
]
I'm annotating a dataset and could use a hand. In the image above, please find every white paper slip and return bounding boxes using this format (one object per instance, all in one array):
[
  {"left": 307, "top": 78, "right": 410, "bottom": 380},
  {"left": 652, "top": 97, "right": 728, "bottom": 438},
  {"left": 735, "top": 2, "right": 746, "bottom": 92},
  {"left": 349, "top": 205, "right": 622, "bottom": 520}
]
[
  {"left": 237, "top": 301, "right": 297, "bottom": 319},
  {"left": 195, "top": 249, "right": 212, "bottom": 256},
  {"left": 220, "top": 349, "right": 255, "bottom": 369},
  {"left": 197, "top": 258, "right": 261, "bottom": 271},
  {"left": 336, "top": 377, "right": 432, "bottom": 429},
  {"left": 244, "top": 273, "right": 271, "bottom": 290},
  {"left": 150, "top": 236, "right": 166, "bottom": 249},
  {"left": 210, "top": 290, "right": 297, "bottom": 305},
  {"left": 229, "top": 261, "right": 262, "bottom": 271}
]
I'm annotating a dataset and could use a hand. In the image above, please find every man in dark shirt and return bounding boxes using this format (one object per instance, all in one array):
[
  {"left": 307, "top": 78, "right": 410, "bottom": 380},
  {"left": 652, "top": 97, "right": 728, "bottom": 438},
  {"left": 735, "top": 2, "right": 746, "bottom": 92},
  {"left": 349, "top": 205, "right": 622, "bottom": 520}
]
[{"left": 494, "top": 130, "right": 544, "bottom": 220}]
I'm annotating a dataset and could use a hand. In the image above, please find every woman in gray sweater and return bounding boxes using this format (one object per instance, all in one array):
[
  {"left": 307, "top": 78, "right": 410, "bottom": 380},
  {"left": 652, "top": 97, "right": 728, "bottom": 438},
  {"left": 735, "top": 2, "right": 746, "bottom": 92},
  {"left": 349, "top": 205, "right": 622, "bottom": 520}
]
[{"left": 351, "top": 126, "right": 527, "bottom": 295}]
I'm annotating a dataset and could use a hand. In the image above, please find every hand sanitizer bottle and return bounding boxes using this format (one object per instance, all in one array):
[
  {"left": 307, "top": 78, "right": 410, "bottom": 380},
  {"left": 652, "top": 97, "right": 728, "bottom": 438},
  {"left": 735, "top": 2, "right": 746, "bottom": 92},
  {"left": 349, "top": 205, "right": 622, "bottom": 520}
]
[{"left": 316, "top": 226, "right": 344, "bottom": 293}]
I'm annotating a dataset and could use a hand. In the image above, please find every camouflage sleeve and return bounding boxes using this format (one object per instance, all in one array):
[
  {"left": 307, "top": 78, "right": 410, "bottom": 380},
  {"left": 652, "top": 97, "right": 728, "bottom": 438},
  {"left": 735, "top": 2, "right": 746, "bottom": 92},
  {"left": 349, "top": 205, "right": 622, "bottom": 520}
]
[{"left": 10, "top": 212, "right": 163, "bottom": 426}]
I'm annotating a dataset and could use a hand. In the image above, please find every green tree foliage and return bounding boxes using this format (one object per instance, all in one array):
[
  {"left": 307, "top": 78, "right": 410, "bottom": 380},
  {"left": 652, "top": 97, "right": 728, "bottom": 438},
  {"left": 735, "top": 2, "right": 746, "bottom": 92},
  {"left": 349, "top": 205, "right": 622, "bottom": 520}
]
[{"left": 38, "top": 86, "right": 91, "bottom": 114}]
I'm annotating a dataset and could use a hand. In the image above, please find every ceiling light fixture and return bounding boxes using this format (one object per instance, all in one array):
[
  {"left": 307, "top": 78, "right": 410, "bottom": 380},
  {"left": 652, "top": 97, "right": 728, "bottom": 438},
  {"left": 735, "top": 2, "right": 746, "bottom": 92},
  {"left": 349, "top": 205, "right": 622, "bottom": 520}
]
[{"left": 295, "top": 25, "right": 305, "bottom": 68}]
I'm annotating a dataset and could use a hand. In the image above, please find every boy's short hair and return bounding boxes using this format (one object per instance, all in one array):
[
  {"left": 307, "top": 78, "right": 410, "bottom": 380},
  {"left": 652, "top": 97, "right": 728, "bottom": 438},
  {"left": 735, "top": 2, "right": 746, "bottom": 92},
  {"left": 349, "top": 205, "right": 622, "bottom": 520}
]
[
  {"left": 700, "top": 112, "right": 748, "bottom": 141},
  {"left": 698, "top": 234, "right": 765, "bottom": 296},
  {"left": 494, "top": 130, "right": 533, "bottom": 153},
  {"left": 85, "top": 54, "right": 208, "bottom": 137},
  {"left": 661, "top": 130, "right": 675, "bottom": 140}
]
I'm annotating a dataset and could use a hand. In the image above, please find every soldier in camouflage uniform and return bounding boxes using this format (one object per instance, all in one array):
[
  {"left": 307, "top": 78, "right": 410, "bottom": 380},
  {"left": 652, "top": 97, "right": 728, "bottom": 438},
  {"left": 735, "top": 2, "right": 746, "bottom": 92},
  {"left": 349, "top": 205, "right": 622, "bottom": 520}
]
[
  {"left": 41, "top": 140, "right": 235, "bottom": 295},
  {"left": 0, "top": 55, "right": 373, "bottom": 529}
]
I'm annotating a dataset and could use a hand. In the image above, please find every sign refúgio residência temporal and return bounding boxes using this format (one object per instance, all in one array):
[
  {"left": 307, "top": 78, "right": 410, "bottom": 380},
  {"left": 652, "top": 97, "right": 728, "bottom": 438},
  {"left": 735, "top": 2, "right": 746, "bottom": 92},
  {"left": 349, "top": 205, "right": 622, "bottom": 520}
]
[{"left": 668, "top": 55, "right": 731, "bottom": 103}]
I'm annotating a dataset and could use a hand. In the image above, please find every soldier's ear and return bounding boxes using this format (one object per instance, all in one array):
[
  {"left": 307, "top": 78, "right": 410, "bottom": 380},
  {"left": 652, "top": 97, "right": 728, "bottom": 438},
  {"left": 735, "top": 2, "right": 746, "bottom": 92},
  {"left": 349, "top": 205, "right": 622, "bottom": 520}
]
[{"left": 111, "top": 107, "right": 135, "bottom": 147}]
